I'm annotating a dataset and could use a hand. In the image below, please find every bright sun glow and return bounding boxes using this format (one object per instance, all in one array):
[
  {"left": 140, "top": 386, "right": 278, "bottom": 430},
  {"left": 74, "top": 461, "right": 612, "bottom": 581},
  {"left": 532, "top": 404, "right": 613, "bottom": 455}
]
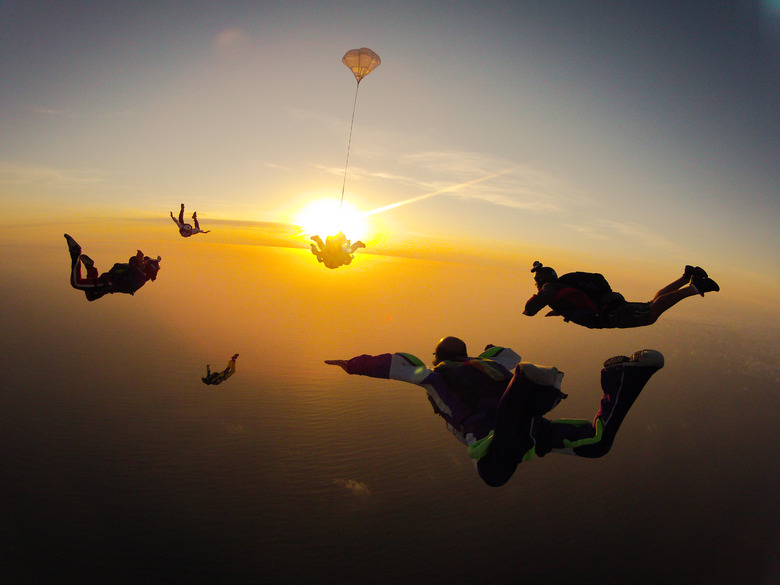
[{"left": 295, "top": 199, "right": 369, "bottom": 241}]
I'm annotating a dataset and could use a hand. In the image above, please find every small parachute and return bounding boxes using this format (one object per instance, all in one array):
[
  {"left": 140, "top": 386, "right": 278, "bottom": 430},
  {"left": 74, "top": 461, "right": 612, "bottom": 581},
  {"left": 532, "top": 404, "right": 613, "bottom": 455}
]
[
  {"left": 309, "top": 48, "right": 380, "bottom": 269},
  {"left": 342, "top": 48, "right": 381, "bottom": 84}
]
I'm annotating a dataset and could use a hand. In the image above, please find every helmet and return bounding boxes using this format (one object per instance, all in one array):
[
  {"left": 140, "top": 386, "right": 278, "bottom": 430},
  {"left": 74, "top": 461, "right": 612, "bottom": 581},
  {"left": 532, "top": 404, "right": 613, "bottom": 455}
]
[
  {"left": 144, "top": 256, "right": 162, "bottom": 281},
  {"left": 531, "top": 261, "right": 557, "bottom": 286},
  {"left": 433, "top": 336, "right": 468, "bottom": 365}
]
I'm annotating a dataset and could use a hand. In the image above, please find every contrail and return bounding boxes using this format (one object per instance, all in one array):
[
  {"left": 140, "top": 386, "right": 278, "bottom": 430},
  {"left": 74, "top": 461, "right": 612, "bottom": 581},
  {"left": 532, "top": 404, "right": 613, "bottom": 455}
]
[{"left": 361, "top": 166, "right": 518, "bottom": 217}]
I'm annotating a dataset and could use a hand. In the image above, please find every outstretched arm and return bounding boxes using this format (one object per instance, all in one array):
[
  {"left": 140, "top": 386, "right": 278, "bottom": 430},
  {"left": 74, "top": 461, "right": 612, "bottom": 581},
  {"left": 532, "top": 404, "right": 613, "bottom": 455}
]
[
  {"left": 324, "top": 359, "right": 350, "bottom": 372},
  {"left": 325, "top": 354, "right": 393, "bottom": 378},
  {"left": 523, "top": 284, "right": 556, "bottom": 316},
  {"left": 325, "top": 353, "right": 431, "bottom": 384}
]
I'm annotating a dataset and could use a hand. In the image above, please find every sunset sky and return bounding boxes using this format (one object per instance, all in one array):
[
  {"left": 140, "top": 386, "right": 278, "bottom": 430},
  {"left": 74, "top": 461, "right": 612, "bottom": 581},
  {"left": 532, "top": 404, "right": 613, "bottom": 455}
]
[
  {"left": 1, "top": 0, "right": 778, "bottom": 325},
  {"left": 2, "top": 4, "right": 780, "bottom": 582}
]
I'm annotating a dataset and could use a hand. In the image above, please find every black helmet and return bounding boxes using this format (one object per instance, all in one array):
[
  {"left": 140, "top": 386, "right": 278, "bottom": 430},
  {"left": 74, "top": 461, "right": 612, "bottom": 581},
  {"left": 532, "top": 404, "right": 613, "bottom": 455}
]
[
  {"left": 433, "top": 336, "right": 468, "bottom": 365},
  {"left": 531, "top": 261, "right": 557, "bottom": 286}
]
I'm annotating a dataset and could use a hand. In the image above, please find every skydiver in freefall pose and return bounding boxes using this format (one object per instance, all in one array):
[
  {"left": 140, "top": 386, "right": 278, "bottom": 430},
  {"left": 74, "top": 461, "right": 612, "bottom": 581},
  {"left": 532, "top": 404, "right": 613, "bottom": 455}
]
[
  {"left": 64, "top": 234, "right": 161, "bottom": 301},
  {"left": 326, "top": 336, "right": 664, "bottom": 487},
  {"left": 523, "top": 261, "right": 720, "bottom": 329},
  {"left": 170, "top": 203, "right": 210, "bottom": 237},
  {"left": 202, "top": 354, "right": 239, "bottom": 385},
  {"left": 310, "top": 232, "right": 365, "bottom": 269}
]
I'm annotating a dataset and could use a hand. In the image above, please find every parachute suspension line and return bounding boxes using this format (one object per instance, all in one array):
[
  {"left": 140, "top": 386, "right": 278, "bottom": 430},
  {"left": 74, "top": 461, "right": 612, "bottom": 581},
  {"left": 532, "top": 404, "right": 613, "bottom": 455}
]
[{"left": 340, "top": 82, "right": 361, "bottom": 210}]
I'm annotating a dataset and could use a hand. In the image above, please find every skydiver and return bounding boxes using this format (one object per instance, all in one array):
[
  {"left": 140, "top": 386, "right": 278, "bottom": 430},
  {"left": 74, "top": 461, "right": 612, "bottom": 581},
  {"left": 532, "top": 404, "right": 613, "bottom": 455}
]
[
  {"left": 326, "top": 336, "right": 664, "bottom": 487},
  {"left": 202, "top": 354, "right": 239, "bottom": 385},
  {"left": 310, "top": 232, "right": 365, "bottom": 269},
  {"left": 64, "top": 234, "right": 161, "bottom": 301},
  {"left": 523, "top": 261, "right": 720, "bottom": 329},
  {"left": 170, "top": 203, "right": 210, "bottom": 237}
]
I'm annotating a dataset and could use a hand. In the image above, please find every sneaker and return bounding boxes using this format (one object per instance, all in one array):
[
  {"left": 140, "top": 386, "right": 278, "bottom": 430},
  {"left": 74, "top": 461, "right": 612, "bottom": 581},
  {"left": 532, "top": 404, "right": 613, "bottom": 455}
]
[
  {"left": 690, "top": 276, "right": 719, "bottom": 296},
  {"left": 604, "top": 349, "right": 664, "bottom": 370},
  {"left": 683, "top": 265, "right": 708, "bottom": 279}
]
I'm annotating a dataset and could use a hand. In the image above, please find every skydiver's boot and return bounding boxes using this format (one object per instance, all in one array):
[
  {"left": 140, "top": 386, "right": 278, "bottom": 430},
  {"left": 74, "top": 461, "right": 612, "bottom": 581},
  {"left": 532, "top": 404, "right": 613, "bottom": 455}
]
[
  {"left": 64, "top": 233, "right": 81, "bottom": 263},
  {"left": 80, "top": 254, "right": 99, "bottom": 278},
  {"left": 570, "top": 350, "right": 664, "bottom": 459},
  {"left": 683, "top": 265, "right": 708, "bottom": 279},
  {"left": 64, "top": 233, "right": 83, "bottom": 271},
  {"left": 690, "top": 275, "right": 720, "bottom": 297}
]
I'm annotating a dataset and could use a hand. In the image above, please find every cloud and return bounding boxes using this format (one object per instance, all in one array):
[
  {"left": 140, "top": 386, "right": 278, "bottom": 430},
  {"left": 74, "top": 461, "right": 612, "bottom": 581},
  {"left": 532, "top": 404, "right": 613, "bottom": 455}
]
[
  {"left": 285, "top": 106, "right": 346, "bottom": 135},
  {"left": 30, "top": 106, "right": 132, "bottom": 119},
  {"left": 284, "top": 107, "right": 595, "bottom": 216},
  {"left": 0, "top": 161, "right": 106, "bottom": 187},
  {"left": 333, "top": 478, "right": 372, "bottom": 498},
  {"left": 263, "top": 161, "right": 292, "bottom": 171},
  {"left": 32, "top": 107, "right": 70, "bottom": 116},
  {"left": 404, "top": 153, "right": 593, "bottom": 209},
  {"left": 212, "top": 28, "right": 249, "bottom": 54},
  {"left": 338, "top": 150, "right": 594, "bottom": 216},
  {"left": 564, "top": 219, "right": 681, "bottom": 252}
]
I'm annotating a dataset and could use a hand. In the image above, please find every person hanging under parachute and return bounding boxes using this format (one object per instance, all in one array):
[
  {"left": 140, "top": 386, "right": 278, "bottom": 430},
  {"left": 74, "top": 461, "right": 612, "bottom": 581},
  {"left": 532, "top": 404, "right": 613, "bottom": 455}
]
[
  {"left": 326, "top": 336, "right": 664, "bottom": 487},
  {"left": 310, "top": 232, "right": 365, "bottom": 269},
  {"left": 170, "top": 203, "right": 210, "bottom": 237},
  {"left": 64, "top": 234, "right": 161, "bottom": 301},
  {"left": 310, "top": 48, "right": 380, "bottom": 268},
  {"left": 523, "top": 260, "right": 720, "bottom": 329},
  {"left": 202, "top": 354, "right": 239, "bottom": 386}
]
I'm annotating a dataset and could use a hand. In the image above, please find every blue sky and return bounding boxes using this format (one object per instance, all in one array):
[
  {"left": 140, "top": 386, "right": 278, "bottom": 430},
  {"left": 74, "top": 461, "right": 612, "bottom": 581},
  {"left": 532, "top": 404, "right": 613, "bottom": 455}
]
[{"left": 1, "top": 1, "right": 778, "bottom": 280}]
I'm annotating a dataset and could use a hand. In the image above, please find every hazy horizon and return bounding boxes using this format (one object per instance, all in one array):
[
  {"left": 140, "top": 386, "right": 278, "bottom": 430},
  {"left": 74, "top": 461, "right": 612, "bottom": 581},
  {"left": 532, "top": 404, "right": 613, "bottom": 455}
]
[{"left": 1, "top": 234, "right": 778, "bottom": 584}]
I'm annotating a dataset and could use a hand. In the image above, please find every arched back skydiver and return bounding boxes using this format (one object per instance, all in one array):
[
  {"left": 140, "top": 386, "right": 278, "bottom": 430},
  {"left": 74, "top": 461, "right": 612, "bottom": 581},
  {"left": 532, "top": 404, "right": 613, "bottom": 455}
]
[
  {"left": 327, "top": 336, "right": 664, "bottom": 487},
  {"left": 523, "top": 261, "right": 719, "bottom": 329},
  {"left": 64, "top": 234, "right": 161, "bottom": 302}
]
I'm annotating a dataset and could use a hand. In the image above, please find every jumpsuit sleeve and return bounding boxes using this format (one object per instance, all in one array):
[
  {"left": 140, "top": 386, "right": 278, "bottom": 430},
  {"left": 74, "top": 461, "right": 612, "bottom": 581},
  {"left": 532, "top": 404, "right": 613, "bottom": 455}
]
[
  {"left": 523, "top": 284, "right": 557, "bottom": 316},
  {"left": 344, "top": 353, "right": 432, "bottom": 385},
  {"left": 478, "top": 346, "right": 522, "bottom": 370}
]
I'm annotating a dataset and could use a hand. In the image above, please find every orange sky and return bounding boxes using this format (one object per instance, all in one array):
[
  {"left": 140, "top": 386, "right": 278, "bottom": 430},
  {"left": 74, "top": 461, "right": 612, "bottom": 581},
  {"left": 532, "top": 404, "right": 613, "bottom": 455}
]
[{"left": 4, "top": 219, "right": 773, "bottom": 372}]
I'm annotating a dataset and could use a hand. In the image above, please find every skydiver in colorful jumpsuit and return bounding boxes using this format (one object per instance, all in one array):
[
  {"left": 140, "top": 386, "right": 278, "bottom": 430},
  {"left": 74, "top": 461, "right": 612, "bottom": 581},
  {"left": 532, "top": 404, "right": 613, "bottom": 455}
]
[{"left": 326, "top": 336, "right": 664, "bottom": 487}]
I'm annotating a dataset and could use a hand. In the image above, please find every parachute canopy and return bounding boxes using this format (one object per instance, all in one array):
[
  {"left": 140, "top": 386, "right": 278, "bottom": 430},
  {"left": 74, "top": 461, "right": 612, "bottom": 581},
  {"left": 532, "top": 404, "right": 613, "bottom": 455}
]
[{"left": 342, "top": 48, "right": 381, "bottom": 84}]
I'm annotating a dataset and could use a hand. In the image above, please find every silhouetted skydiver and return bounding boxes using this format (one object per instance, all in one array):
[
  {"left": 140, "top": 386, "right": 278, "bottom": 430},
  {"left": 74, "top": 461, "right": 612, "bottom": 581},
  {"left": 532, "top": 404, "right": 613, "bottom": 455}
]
[
  {"left": 64, "top": 234, "right": 161, "bottom": 302},
  {"left": 523, "top": 261, "right": 719, "bottom": 329},
  {"left": 310, "top": 232, "right": 365, "bottom": 268},
  {"left": 202, "top": 354, "right": 239, "bottom": 385},
  {"left": 170, "top": 203, "right": 210, "bottom": 237},
  {"left": 326, "top": 336, "right": 664, "bottom": 487}
]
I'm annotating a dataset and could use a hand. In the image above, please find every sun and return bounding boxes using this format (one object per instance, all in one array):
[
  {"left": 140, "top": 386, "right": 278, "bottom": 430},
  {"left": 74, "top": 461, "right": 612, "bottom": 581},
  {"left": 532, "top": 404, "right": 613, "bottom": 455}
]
[{"left": 295, "top": 198, "right": 369, "bottom": 241}]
